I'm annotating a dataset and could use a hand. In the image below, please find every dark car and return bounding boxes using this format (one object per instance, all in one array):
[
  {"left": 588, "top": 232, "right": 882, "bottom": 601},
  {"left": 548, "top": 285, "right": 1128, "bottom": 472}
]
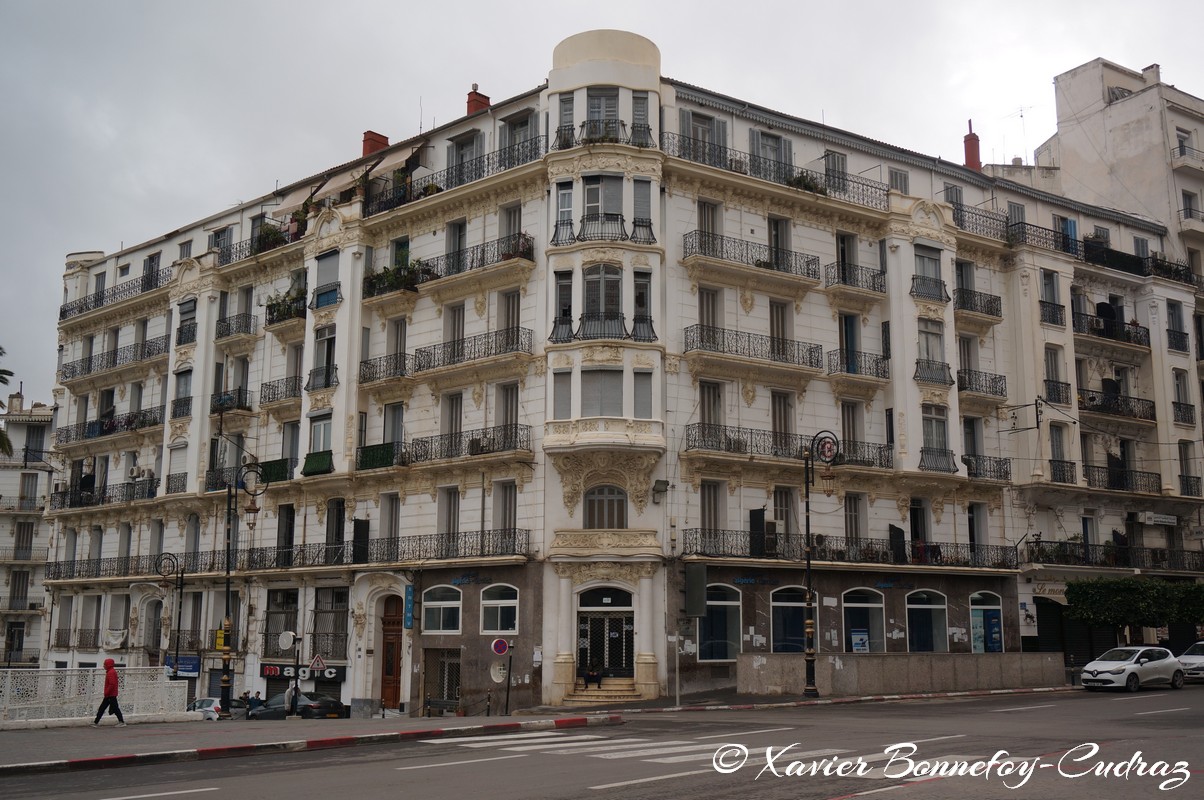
[{"left": 248, "top": 691, "right": 345, "bottom": 720}]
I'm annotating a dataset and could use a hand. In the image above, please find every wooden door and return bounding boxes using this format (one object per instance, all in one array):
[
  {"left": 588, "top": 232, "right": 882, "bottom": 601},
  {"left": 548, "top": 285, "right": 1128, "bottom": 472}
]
[{"left": 381, "top": 595, "right": 405, "bottom": 710}]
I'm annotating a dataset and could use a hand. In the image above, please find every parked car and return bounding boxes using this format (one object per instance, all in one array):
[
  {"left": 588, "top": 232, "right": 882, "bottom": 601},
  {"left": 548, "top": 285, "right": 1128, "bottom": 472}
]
[
  {"left": 248, "top": 691, "right": 345, "bottom": 720},
  {"left": 1081, "top": 646, "right": 1185, "bottom": 691},
  {"left": 186, "top": 696, "right": 247, "bottom": 720},
  {"left": 1178, "top": 641, "right": 1204, "bottom": 682}
]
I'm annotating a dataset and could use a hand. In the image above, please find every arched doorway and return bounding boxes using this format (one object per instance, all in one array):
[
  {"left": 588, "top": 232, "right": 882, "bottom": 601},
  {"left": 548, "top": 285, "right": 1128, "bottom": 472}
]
[
  {"left": 380, "top": 595, "right": 405, "bottom": 711},
  {"left": 577, "top": 586, "right": 634, "bottom": 678}
]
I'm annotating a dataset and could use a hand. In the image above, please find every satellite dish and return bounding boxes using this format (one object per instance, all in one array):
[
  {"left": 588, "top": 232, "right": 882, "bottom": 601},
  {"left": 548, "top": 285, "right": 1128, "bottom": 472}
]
[{"left": 278, "top": 631, "right": 296, "bottom": 651}]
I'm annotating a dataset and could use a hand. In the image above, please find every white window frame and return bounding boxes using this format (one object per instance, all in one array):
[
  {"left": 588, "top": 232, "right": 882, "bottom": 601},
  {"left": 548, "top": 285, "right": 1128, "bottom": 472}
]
[
  {"left": 480, "top": 584, "right": 519, "bottom": 635},
  {"left": 421, "top": 585, "right": 462, "bottom": 634}
]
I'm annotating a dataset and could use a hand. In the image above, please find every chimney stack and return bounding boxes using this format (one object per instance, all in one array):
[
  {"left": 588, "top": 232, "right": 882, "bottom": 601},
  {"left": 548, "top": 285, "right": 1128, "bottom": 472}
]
[
  {"left": 963, "top": 120, "right": 981, "bottom": 172},
  {"left": 1142, "top": 64, "right": 1161, "bottom": 85},
  {"left": 8, "top": 390, "right": 23, "bottom": 414},
  {"left": 467, "top": 83, "right": 491, "bottom": 115},
  {"left": 362, "top": 130, "right": 389, "bottom": 157}
]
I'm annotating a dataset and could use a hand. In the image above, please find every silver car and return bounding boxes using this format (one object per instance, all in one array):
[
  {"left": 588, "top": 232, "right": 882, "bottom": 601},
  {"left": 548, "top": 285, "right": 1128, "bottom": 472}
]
[
  {"left": 1081, "top": 646, "right": 1185, "bottom": 691},
  {"left": 1178, "top": 641, "right": 1204, "bottom": 682}
]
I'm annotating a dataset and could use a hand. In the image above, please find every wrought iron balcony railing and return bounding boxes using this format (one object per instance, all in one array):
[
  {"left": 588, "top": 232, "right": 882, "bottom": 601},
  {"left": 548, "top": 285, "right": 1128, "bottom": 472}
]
[
  {"left": 0, "top": 446, "right": 52, "bottom": 469},
  {"left": 963, "top": 454, "right": 1011, "bottom": 481},
  {"left": 356, "top": 441, "right": 410, "bottom": 470},
  {"left": 957, "top": 369, "right": 1007, "bottom": 397},
  {"left": 258, "top": 457, "right": 297, "bottom": 483},
  {"left": 1077, "top": 389, "right": 1156, "bottom": 421},
  {"left": 1006, "top": 223, "right": 1196, "bottom": 288},
  {"left": 204, "top": 466, "right": 239, "bottom": 492},
  {"left": 834, "top": 440, "right": 893, "bottom": 469},
  {"left": 217, "top": 225, "right": 302, "bottom": 266},
  {"left": 55, "top": 406, "right": 164, "bottom": 445},
  {"left": 1044, "top": 380, "right": 1071, "bottom": 405},
  {"left": 413, "top": 327, "right": 533, "bottom": 372},
  {"left": 305, "top": 365, "right": 339, "bottom": 391},
  {"left": 169, "top": 629, "right": 205, "bottom": 651},
  {"left": 1008, "top": 222, "right": 1083, "bottom": 257},
  {"left": 1167, "top": 329, "right": 1190, "bottom": 352},
  {"left": 59, "top": 267, "right": 173, "bottom": 321},
  {"left": 684, "top": 423, "right": 814, "bottom": 460},
  {"left": 364, "top": 137, "right": 546, "bottom": 217},
  {"left": 579, "top": 118, "right": 628, "bottom": 144},
  {"left": 311, "top": 282, "right": 342, "bottom": 309},
  {"left": 210, "top": 387, "right": 253, "bottom": 415},
  {"left": 1039, "top": 301, "right": 1065, "bottom": 326},
  {"left": 630, "top": 218, "right": 656, "bottom": 244},
  {"left": 550, "top": 121, "right": 654, "bottom": 149},
  {"left": 59, "top": 335, "right": 171, "bottom": 382},
  {"left": 682, "top": 231, "right": 821, "bottom": 280},
  {"left": 950, "top": 202, "right": 1008, "bottom": 240},
  {"left": 260, "top": 376, "right": 302, "bottom": 405},
  {"left": 631, "top": 314, "right": 658, "bottom": 343},
  {"left": 549, "top": 316, "right": 575, "bottom": 344},
  {"left": 1072, "top": 312, "right": 1150, "bottom": 347},
  {"left": 311, "top": 632, "right": 349, "bottom": 661},
  {"left": 577, "top": 213, "right": 629, "bottom": 242},
  {"left": 1025, "top": 540, "right": 1204, "bottom": 571},
  {"left": 166, "top": 472, "right": 187, "bottom": 494},
  {"left": 266, "top": 295, "right": 306, "bottom": 326},
  {"left": 1082, "top": 465, "right": 1161, "bottom": 493},
  {"left": 683, "top": 324, "right": 823, "bottom": 370},
  {"left": 409, "top": 424, "right": 531, "bottom": 462},
  {"left": 574, "top": 312, "right": 629, "bottom": 341},
  {"left": 1180, "top": 474, "right": 1202, "bottom": 497},
  {"left": 0, "top": 547, "right": 49, "bottom": 562},
  {"left": 919, "top": 448, "right": 958, "bottom": 473},
  {"left": 176, "top": 320, "right": 197, "bottom": 345},
  {"left": 954, "top": 288, "right": 1002, "bottom": 317},
  {"left": 1173, "top": 401, "right": 1196, "bottom": 425},
  {"left": 550, "top": 219, "right": 576, "bottom": 246},
  {"left": 77, "top": 628, "right": 100, "bottom": 650},
  {"left": 826, "top": 350, "right": 889, "bottom": 379},
  {"left": 381, "top": 233, "right": 536, "bottom": 287},
  {"left": 0, "top": 595, "right": 44, "bottom": 611},
  {"left": 215, "top": 313, "right": 256, "bottom": 340},
  {"left": 914, "top": 359, "right": 954, "bottom": 386},
  {"left": 359, "top": 353, "right": 410, "bottom": 383},
  {"left": 170, "top": 396, "right": 192, "bottom": 419},
  {"left": 824, "top": 262, "right": 886, "bottom": 293},
  {"left": 910, "top": 274, "right": 950, "bottom": 302},
  {"left": 1049, "top": 459, "right": 1077, "bottom": 484}
]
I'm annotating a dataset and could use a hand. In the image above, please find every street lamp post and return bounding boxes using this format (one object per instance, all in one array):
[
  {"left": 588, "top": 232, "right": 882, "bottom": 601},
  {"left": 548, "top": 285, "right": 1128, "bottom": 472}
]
[
  {"left": 802, "top": 430, "right": 839, "bottom": 699},
  {"left": 219, "top": 458, "right": 265, "bottom": 719},
  {"left": 156, "top": 553, "right": 185, "bottom": 680}
]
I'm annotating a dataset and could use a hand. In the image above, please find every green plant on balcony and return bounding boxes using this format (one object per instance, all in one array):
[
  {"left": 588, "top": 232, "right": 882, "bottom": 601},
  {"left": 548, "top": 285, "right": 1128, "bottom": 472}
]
[
  {"left": 786, "top": 172, "right": 828, "bottom": 194},
  {"left": 255, "top": 223, "right": 288, "bottom": 253},
  {"left": 423, "top": 183, "right": 443, "bottom": 198},
  {"left": 265, "top": 288, "right": 304, "bottom": 322}
]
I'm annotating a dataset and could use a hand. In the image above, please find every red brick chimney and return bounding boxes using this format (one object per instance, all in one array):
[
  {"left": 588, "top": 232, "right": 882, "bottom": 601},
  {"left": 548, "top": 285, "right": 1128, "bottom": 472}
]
[
  {"left": 363, "top": 130, "right": 389, "bottom": 157},
  {"left": 467, "top": 83, "right": 491, "bottom": 115},
  {"left": 963, "top": 120, "right": 981, "bottom": 172}
]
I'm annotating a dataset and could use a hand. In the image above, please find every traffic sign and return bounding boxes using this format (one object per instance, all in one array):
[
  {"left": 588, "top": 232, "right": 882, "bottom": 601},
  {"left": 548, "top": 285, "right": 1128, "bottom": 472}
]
[
  {"left": 491, "top": 638, "right": 509, "bottom": 656},
  {"left": 309, "top": 654, "right": 327, "bottom": 672}
]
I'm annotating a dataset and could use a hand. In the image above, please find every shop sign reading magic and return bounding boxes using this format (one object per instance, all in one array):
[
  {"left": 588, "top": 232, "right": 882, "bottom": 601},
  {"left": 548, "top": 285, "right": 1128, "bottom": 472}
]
[{"left": 260, "top": 663, "right": 346, "bottom": 681}]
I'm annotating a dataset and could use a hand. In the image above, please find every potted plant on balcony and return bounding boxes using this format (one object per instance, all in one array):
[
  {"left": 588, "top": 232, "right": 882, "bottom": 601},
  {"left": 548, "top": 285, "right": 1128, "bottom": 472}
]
[{"left": 255, "top": 223, "right": 288, "bottom": 253}]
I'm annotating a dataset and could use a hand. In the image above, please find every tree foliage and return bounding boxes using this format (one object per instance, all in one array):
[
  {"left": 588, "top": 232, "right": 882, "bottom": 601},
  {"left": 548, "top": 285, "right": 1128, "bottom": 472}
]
[{"left": 1065, "top": 577, "right": 1198, "bottom": 628}]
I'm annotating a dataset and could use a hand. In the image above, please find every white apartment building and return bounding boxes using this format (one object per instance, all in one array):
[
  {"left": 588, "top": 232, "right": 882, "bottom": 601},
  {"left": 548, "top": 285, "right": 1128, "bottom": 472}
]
[
  {"left": 1, "top": 390, "right": 53, "bottom": 668},
  {"left": 43, "top": 31, "right": 1203, "bottom": 713}
]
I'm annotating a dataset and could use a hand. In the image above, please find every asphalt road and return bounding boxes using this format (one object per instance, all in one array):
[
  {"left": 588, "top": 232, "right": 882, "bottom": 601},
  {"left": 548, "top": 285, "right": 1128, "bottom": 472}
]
[{"left": 9, "top": 687, "right": 1202, "bottom": 800}]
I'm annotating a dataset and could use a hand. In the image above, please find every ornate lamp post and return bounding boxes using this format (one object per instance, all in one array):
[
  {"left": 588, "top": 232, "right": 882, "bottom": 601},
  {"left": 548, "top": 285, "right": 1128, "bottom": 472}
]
[
  {"left": 219, "top": 458, "right": 265, "bottom": 719},
  {"left": 156, "top": 553, "right": 185, "bottom": 680},
  {"left": 802, "top": 430, "right": 839, "bottom": 699}
]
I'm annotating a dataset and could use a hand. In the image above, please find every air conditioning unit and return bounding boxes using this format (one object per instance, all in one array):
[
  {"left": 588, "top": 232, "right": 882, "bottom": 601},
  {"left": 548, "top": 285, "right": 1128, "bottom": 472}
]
[
  {"left": 729, "top": 156, "right": 748, "bottom": 174},
  {"left": 141, "top": 468, "right": 154, "bottom": 479},
  {"left": 128, "top": 467, "right": 139, "bottom": 479}
]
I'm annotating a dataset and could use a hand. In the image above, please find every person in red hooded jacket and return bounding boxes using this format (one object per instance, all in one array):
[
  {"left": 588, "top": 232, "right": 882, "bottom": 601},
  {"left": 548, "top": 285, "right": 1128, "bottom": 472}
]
[{"left": 92, "top": 658, "right": 126, "bottom": 727}]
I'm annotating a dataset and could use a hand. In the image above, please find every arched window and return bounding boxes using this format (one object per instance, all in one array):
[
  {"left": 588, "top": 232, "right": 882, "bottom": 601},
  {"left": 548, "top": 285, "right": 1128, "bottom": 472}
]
[
  {"left": 481, "top": 584, "right": 519, "bottom": 634},
  {"left": 842, "top": 588, "right": 885, "bottom": 653},
  {"left": 906, "top": 590, "right": 949, "bottom": 653},
  {"left": 422, "top": 586, "right": 462, "bottom": 633},
  {"left": 699, "top": 584, "right": 741, "bottom": 661},
  {"left": 584, "top": 485, "right": 627, "bottom": 529},
  {"left": 969, "top": 591, "right": 1004, "bottom": 653},
  {"left": 771, "top": 586, "right": 808, "bottom": 653}
]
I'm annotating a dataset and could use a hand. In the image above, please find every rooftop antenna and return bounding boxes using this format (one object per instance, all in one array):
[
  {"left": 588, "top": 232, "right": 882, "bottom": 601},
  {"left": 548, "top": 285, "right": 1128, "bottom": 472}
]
[
  {"left": 419, "top": 97, "right": 423, "bottom": 134},
  {"left": 1004, "top": 106, "right": 1034, "bottom": 164}
]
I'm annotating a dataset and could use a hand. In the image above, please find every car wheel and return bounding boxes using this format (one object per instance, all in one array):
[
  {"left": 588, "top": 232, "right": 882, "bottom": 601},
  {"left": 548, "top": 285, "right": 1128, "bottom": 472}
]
[
  {"left": 1125, "top": 673, "right": 1141, "bottom": 692},
  {"left": 1171, "top": 671, "right": 1185, "bottom": 690}
]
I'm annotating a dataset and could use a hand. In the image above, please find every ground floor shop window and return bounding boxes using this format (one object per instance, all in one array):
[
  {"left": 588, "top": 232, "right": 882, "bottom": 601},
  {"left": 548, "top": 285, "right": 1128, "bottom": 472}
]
[
  {"left": 843, "top": 588, "right": 885, "bottom": 652},
  {"left": 699, "top": 584, "right": 740, "bottom": 661},
  {"left": 422, "top": 586, "right": 461, "bottom": 633},
  {"left": 907, "top": 590, "right": 949, "bottom": 652},
  {"left": 771, "top": 586, "right": 807, "bottom": 653},
  {"left": 970, "top": 591, "right": 1003, "bottom": 653}
]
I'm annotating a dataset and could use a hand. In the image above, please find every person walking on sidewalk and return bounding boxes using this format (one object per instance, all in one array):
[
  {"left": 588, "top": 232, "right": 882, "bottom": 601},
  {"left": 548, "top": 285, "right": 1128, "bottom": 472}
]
[{"left": 92, "top": 658, "right": 126, "bottom": 727}]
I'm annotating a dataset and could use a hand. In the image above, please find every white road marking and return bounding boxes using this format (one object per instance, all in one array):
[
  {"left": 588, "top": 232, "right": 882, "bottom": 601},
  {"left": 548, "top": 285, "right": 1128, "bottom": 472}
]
[
  {"left": 594, "top": 742, "right": 724, "bottom": 758},
  {"left": 1135, "top": 707, "right": 1191, "bottom": 715},
  {"left": 459, "top": 733, "right": 601, "bottom": 748},
  {"left": 986, "top": 704, "right": 1056, "bottom": 713},
  {"left": 396, "top": 754, "right": 526, "bottom": 770},
  {"left": 590, "top": 769, "right": 712, "bottom": 789},
  {"left": 421, "top": 731, "right": 575, "bottom": 743},
  {"left": 695, "top": 726, "right": 795, "bottom": 739},
  {"left": 888, "top": 734, "right": 966, "bottom": 745},
  {"left": 542, "top": 740, "right": 688, "bottom": 755},
  {"left": 649, "top": 746, "right": 849, "bottom": 765},
  {"left": 100, "top": 791, "right": 220, "bottom": 800},
  {"left": 1110, "top": 696, "right": 1149, "bottom": 701}
]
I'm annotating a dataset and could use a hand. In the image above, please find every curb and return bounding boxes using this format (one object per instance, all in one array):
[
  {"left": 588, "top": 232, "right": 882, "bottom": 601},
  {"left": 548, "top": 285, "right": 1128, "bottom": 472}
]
[
  {"left": 553, "top": 685, "right": 1082, "bottom": 715},
  {"left": 0, "top": 714, "right": 624, "bottom": 777}
]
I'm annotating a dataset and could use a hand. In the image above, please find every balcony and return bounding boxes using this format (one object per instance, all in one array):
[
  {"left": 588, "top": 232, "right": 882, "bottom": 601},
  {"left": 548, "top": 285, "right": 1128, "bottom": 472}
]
[
  {"left": 1039, "top": 301, "right": 1065, "bottom": 327},
  {"left": 1171, "top": 143, "right": 1204, "bottom": 178},
  {"left": 55, "top": 406, "right": 164, "bottom": 447},
  {"left": 305, "top": 365, "right": 339, "bottom": 392},
  {"left": 1082, "top": 238, "right": 1149, "bottom": 278},
  {"left": 410, "top": 424, "right": 531, "bottom": 463},
  {"left": 577, "top": 213, "right": 629, "bottom": 242},
  {"left": 963, "top": 454, "right": 1011, "bottom": 482},
  {"left": 356, "top": 441, "right": 410, "bottom": 471},
  {"left": 832, "top": 440, "right": 893, "bottom": 471},
  {"left": 1049, "top": 459, "right": 1077, "bottom": 484},
  {"left": 1167, "top": 329, "right": 1190, "bottom": 353},
  {"left": 59, "top": 267, "right": 173, "bottom": 322},
  {"left": 826, "top": 350, "right": 889, "bottom": 400},
  {"left": 918, "top": 448, "right": 959, "bottom": 473},
  {"left": 414, "top": 327, "right": 533, "bottom": 373},
  {"left": 53, "top": 629, "right": 71, "bottom": 648},
  {"left": 50, "top": 480, "right": 160, "bottom": 510},
  {"left": 682, "top": 530, "right": 1017, "bottom": 569},
  {"left": 550, "top": 219, "right": 576, "bottom": 246},
  {"left": 1025, "top": 540, "right": 1204, "bottom": 572},
  {"left": 950, "top": 202, "right": 1008, "bottom": 241},
  {"left": 0, "top": 446, "right": 52, "bottom": 470},
  {"left": 169, "top": 629, "right": 205, "bottom": 651},
  {"left": 311, "top": 281, "right": 342, "bottom": 309},
  {"left": 59, "top": 335, "right": 170, "bottom": 387},
  {"left": 549, "top": 120, "right": 654, "bottom": 150},
  {"left": 364, "top": 136, "right": 546, "bottom": 218},
  {"left": 1008, "top": 222, "right": 1083, "bottom": 258},
  {"left": 914, "top": 359, "right": 954, "bottom": 386},
  {"left": 208, "top": 630, "right": 238, "bottom": 651},
  {"left": 1044, "top": 379, "right": 1071, "bottom": 405},
  {"left": 631, "top": 218, "right": 656, "bottom": 245},
  {"left": 1, "top": 648, "right": 39, "bottom": 664},
  {"left": 1180, "top": 474, "right": 1202, "bottom": 497},
  {"left": 1077, "top": 388, "right": 1156, "bottom": 425},
  {"left": 217, "top": 224, "right": 302, "bottom": 266},
  {"left": 1082, "top": 464, "right": 1161, "bottom": 494},
  {"left": 170, "top": 396, "right": 193, "bottom": 419},
  {"left": 957, "top": 369, "right": 1007, "bottom": 413},
  {"left": 176, "top": 320, "right": 197, "bottom": 346},
  {"left": 660, "top": 133, "right": 890, "bottom": 212},
  {"left": 247, "top": 529, "right": 530, "bottom": 571},
  {"left": 311, "top": 633, "right": 349, "bottom": 661},
  {"left": 259, "top": 376, "right": 302, "bottom": 418},
  {"left": 953, "top": 289, "right": 1003, "bottom": 335},
  {"left": 204, "top": 466, "right": 238, "bottom": 492},
  {"left": 214, "top": 313, "right": 258, "bottom": 357},
  {"left": 683, "top": 324, "right": 822, "bottom": 392},
  {"left": 1072, "top": 312, "right": 1150, "bottom": 357},
  {"left": 210, "top": 387, "right": 253, "bottom": 415},
  {"left": 0, "top": 594, "right": 44, "bottom": 612},
  {"left": 910, "top": 274, "right": 950, "bottom": 303},
  {"left": 300, "top": 450, "right": 334, "bottom": 477},
  {"left": 680, "top": 231, "right": 821, "bottom": 303},
  {"left": 683, "top": 423, "right": 815, "bottom": 463},
  {"left": 77, "top": 628, "right": 100, "bottom": 650},
  {"left": 265, "top": 296, "right": 307, "bottom": 342},
  {"left": 823, "top": 262, "right": 886, "bottom": 315},
  {"left": 259, "top": 457, "right": 298, "bottom": 484},
  {"left": 0, "top": 547, "right": 49, "bottom": 563},
  {"left": 166, "top": 472, "right": 187, "bottom": 494},
  {"left": 1174, "top": 401, "right": 1196, "bottom": 426}
]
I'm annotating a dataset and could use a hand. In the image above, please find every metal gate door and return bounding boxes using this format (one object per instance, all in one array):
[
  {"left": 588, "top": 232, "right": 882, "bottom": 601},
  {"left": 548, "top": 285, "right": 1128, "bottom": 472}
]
[{"left": 577, "top": 611, "right": 634, "bottom": 677}]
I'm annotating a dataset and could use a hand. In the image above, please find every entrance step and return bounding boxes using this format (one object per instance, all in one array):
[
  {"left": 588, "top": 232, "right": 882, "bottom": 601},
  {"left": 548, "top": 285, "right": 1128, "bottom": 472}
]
[{"left": 564, "top": 677, "right": 641, "bottom": 705}]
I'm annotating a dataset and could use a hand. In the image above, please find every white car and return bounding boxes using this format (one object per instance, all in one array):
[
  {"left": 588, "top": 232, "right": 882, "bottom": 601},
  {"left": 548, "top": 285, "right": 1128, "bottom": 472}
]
[
  {"left": 186, "top": 697, "right": 247, "bottom": 720},
  {"left": 1178, "top": 641, "right": 1204, "bottom": 682},
  {"left": 1081, "top": 646, "right": 1185, "bottom": 692}
]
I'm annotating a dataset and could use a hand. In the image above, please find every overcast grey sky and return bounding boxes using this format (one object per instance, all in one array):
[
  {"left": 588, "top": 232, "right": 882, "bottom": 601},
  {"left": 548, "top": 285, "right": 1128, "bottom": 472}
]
[{"left": 2, "top": 0, "right": 1200, "bottom": 407}]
